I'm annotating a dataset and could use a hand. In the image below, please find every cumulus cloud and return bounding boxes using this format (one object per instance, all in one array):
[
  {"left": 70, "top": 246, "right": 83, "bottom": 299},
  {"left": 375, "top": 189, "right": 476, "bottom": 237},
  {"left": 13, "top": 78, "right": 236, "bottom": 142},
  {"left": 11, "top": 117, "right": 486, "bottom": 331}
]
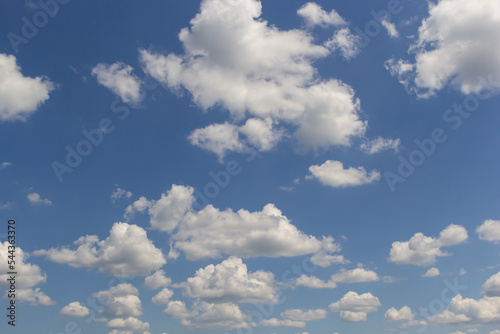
[
  {"left": 107, "top": 317, "right": 151, "bottom": 334},
  {"left": 0, "top": 242, "right": 47, "bottom": 289},
  {"left": 60, "top": 302, "right": 90, "bottom": 317},
  {"left": 330, "top": 268, "right": 379, "bottom": 283},
  {"left": 423, "top": 267, "right": 440, "bottom": 277},
  {"left": 143, "top": 270, "right": 172, "bottom": 290},
  {"left": 389, "top": 224, "right": 468, "bottom": 266},
  {"left": 15, "top": 288, "right": 56, "bottom": 306},
  {"left": 34, "top": 222, "right": 166, "bottom": 276},
  {"left": 281, "top": 308, "right": 328, "bottom": 321},
  {"left": 111, "top": 186, "right": 133, "bottom": 203},
  {"left": 482, "top": 272, "right": 500, "bottom": 297},
  {"left": 387, "top": 0, "right": 500, "bottom": 97},
  {"left": 295, "top": 275, "right": 337, "bottom": 289},
  {"left": 385, "top": 306, "right": 414, "bottom": 321},
  {"left": 428, "top": 294, "right": 500, "bottom": 325},
  {"left": 307, "top": 160, "right": 381, "bottom": 188},
  {"left": 27, "top": 192, "right": 52, "bottom": 206},
  {"left": 297, "top": 2, "right": 346, "bottom": 27},
  {"left": 152, "top": 288, "right": 174, "bottom": 306},
  {"left": 360, "top": 137, "right": 401, "bottom": 154},
  {"left": 477, "top": 219, "right": 500, "bottom": 243},
  {"left": 324, "top": 28, "right": 362, "bottom": 60},
  {"left": 92, "top": 62, "right": 142, "bottom": 104},
  {"left": 140, "top": 0, "right": 367, "bottom": 157},
  {"left": 381, "top": 19, "right": 399, "bottom": 38},
  {"left": 329, "top": 291, "right": 381, "bottom": 322},
  {"left": 0, "top": 53, "right": 54, "bottom": 121},
  {"left": 169, "top": 301, "right": 250, "bottom": 329},
  {"left": 260, "top": 318, "right": 305, "bottom": 328},
  {"left": 181, "top": 257, "right": 277, "bottom": 304},
  {"left": 92, "top": 284, "right": 142, "bottom": 319}
]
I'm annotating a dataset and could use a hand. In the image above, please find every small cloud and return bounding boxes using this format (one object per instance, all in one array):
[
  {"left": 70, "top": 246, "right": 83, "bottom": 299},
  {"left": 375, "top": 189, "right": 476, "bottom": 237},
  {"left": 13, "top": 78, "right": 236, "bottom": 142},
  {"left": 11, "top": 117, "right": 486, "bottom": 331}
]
[
  {"left": 280, "top": 186, "right": 294, "bottom": 191},
  {"left": 27, "top": 193, "right": 52, "bottom": 206},
  {"left": 360, "top": 137, "right": 400, "bottom": 154},
  {"left": 0, "top": 202, "right": 14, "bottom": 210},
  {"left": 111, "top": 185, "right": 133, "bottom": 203},
  {"left": 307, "top": 160, "right": 380, "bottom": 188},
  {"left": 422, "top": 267, "right": 440, "bottom": 278},
  {"left": 0, "top": 162, "right": 12, "bottom": 169},
  {"left": 381, "top": 19, "right": 399, "bottom": 38},
  {"left": 459, "top": 268, "right": 467, "bottom": 275}
]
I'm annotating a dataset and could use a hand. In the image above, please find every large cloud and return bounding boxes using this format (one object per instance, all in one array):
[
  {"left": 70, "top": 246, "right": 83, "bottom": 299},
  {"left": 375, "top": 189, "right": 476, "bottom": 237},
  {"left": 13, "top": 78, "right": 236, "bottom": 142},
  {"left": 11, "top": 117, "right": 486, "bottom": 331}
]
[
  {"left": 386, "top": 0, "right": 500, "bottom": 97},
  {"left": 389, "top": 224, "right": 468, "bottom": 266},
  {"left": 140, "top": 0, "right": 367, "bottom": 157},
  {"left": 126, "top": 184, "right": 343, "bottom": 262},
  {"left": 0, "top": 53, "right": 54, "bottom": 121},
  {"left": 34, "top": 222, "right": 166, "bottom": 276},
  {"left": 181, "top": 257, "right": 277, "bottom": 304}
]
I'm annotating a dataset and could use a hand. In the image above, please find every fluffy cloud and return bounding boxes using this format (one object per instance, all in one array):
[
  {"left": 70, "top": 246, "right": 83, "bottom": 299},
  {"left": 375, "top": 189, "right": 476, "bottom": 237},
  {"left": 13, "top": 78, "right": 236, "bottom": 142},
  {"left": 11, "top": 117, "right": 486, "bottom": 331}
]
[
  {"left": 0, "top": 242, "right": 47, "bottom": 289},
  {"left": 423, "top": 267, "right": 440, "bottom": 277},
  {"left": 330, "top": 268, "right": 379, "bottom": 283},
  {"left": 482, "top": 272, "right": 500, "bottom": 297},
  {"left": 389, "top": 224, "right": 468, "bottom": 266},
  {"left": 387, "top": 0, "right": 500, "bottom": 97},
  {"left": 92, "top": 62, "right": 142, "bottom": 104},
  {"left": 152, "top": 288, "right": 174, "bottom": 306},
  {"left": 172, "top": 301, "right": 250, "bottom": 329},
  {"left": 324, "top": 28, "right": 362, "bottom": 60},
  {"left": 0, "top": 53, "right": 54, "bottom": 121},
  {"left": 360, "top": 137, "right": 401, "bottom": 154},
  {"left": 295, "top": 275, "right": 337, "bottom": 289},
  {"left": 27, "top": 192, "right": 52, "bottom": 206},
  {"left": 92, "top": 284, "right": 142, "bottom": 319},
  {"left": 381, "top": 19, "right": 399, "bottom": 38},
  {"left": 477, "top": 219, "right": 500, "bottom": 243},
  {"left": 111, "top": 186, "right": 133, "bottom": 203},
  {"left": 34, "top": 222, "right": 166, "bottom": 276},
  {"left": 164, "top": 300, "right": 197, "bottom": 319},
  {"left": 107, "top": 317, "right": 151, "bottom": 334},
  {"left": 143, "top": 270, "right": 172, "bottom": 290},
  {"left": 181, "top": 257, "right": 277, "bottom": 304},
  {"left": 385, "top": 306, "right": 414, "bottom": 321},
  {"left": 260, "top": 318, "right": 305, "bottom": 327},
  {"left": 15, "top": 288, "right": 56, "bottom": 306},
  {"left": 60, "top": 302, "right": 90, "bottom": 317},
  {"left": 297, "top": 2, "right": 346, "bottom": 27},
  {"left": 428, "top": 294, "right": 500, "bottom": 325},
  {"left": 307, "top": 160, "right": 381, "bottom": 188},
  {"left": 140, "top": 0, "right": 367, "bottom": 157},
  {"left": 329, "top": 291, "right": 381, "bottom": 322},
  {"left": 281, "top": 308, "right": 328, "bottom": 321}
]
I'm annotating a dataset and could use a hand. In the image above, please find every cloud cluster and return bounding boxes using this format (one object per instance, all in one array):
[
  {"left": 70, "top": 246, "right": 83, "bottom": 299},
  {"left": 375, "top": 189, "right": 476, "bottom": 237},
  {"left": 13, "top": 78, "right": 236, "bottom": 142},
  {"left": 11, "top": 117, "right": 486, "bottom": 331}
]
[
  {"left": 0, "top": 53, "right": 54, "bottom": 121},
  {"left": 386, "top": 0, "right": 500, "bottom": 97},
  {"left": 139, "top": 0, "right": 368, "bottom": 159},
  {"left": 34, "top": 222, "right": 166, "bottom": 276},
  {"left": 389, "top": 224, "right": 468, "bottom": 266}
]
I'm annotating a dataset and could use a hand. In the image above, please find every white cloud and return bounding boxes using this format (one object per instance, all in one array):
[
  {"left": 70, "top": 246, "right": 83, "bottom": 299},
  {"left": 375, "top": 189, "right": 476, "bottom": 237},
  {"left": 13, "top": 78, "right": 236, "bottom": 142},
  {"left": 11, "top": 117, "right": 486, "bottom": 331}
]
[
  {"left": 0, "top": 242, "right": 47, "bottom": 289},
  {"left": 329, "top": 291, "right": 381, "bottom": 322},
  {"left": 0, "top": 53, "right": 54, "bottom": 121},
  {"left": 260, "top": 318, "right": 305, "bottom": 328},
  {"left": 281, "top": 308, "right": 328, "bottom": 321},
  {"left": 387, "top": 0, "right": 500, "bottom": 97},
  {"left": 385, "top": 306, "right": 414, "bottom": 321},
  {"left": 111, "top": 186, "right": 133, "bottom": 203},
  {"left": 164, "top": 300, "right": 197, "bottom": 319},
  {"left": 15, "top": 288, "right": 56, "bottom": 306},
  {"left": 490, "top": 330, "right": 500, "bottom": 334},
  {"left": 92, "top": 62, "right": 142, "bottom": 104},
  {"left": 381, "top": 19, "right": 399, "bottom": 38},
  {"left": 34, "top": 222, "right": 166, "bottom": 276},
  {"left": 307, "top": 160, "right": 381, "bottom": 188},
  {"left": 107, "top": 317, "right": 151, "bottom": 334},
  {"left": 92, "top": 284, "right": 142, "bottom": 319},
  {"left": 140, "top": 0, "right": 367, "bottom": 156},
  {"left": 295, "top": 275, "right": 337, "bottom": 289},
  {"left": 181, "top": 257, "right": 277, "bottom": 304},
  {"left": 482, "top": 272, "right": 500, "bottom": 297},
  {"left": 477, "top": 219, "right": 500, "bottom": 243},
  {"left": 460, "top": 268, "right": 467, "bottom": 275},
  {"left": 360, "top": 137, "right": 401, "bottom": 154},
  {"left": 188, "top": 122, "right": 247, "bottom": 161},
  {"left": 0, "top": 162, "right": 12, "bottom": 169},
  {"left": 143, "top": 270, "right": 172, "bottom": 290},
  {"left": 423, "top": 267, "right": 440, "bottom": 277},
  {"left": 428, "top": 294, "right": 500, "bottom": 325},
  {"left": 310, "top": 236, "right": 347, "bottom": 267},
  {"left": 389, "top": 224, "right": 468, "bottom": 266},
  {"left": 27, "top": 192, "right": 52, "bottom": 206},
  {"left": 330, "top": 268, "right": 379, "bottom": 283},
  {"left": 152, "top": 288, "right": 174, "bottom": 306},
  {"left": 60, "top": 302, "right": 90, "bottom": 317},
  {"left": 297, "top": 2, "right": 346, "bottom": 27},
  {"left": 325, "top": 28, "right": 362, "bottom": 60},
  {"left": 178, "top": 301, "right": 250, "bottom": 329}
]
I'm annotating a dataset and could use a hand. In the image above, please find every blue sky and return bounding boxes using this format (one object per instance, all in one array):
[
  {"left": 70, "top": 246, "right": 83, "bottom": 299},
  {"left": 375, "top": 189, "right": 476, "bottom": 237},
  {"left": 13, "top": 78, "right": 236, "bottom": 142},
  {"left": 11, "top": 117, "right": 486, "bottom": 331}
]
[{"left": 1, "top": 0, "right": 500, "bottom": 333}]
